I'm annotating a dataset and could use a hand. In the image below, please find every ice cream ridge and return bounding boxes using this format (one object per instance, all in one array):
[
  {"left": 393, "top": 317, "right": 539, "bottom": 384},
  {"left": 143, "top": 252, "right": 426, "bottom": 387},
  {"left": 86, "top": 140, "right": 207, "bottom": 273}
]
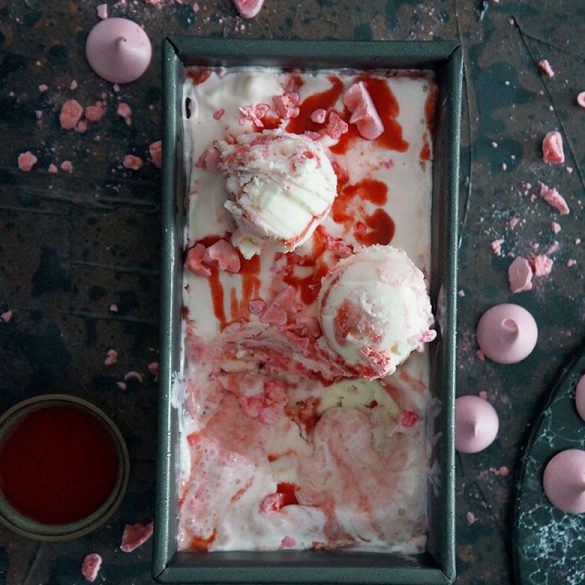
[{"left": 180, "top": 67, "right": 438, "bottom": 552}]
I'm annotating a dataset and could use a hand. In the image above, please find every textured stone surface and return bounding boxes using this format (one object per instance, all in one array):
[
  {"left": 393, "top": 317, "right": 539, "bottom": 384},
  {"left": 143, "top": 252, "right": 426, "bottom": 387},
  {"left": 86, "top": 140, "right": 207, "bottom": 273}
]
[{"left": 1, "top": 0, "right": 584, "bottom": 583}]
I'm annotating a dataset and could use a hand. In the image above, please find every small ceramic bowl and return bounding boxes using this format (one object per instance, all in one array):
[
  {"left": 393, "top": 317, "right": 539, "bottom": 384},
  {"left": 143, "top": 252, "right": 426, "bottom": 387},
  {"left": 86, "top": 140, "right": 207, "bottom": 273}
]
[{"left": 0, "top": 394, "right": 130, "bottom": 541}]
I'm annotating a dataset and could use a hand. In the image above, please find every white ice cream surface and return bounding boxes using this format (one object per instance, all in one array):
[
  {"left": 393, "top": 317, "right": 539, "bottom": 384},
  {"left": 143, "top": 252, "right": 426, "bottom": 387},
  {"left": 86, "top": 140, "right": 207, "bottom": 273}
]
[{"left": 179, "top": 67, "right": 436, "bottom": 553}]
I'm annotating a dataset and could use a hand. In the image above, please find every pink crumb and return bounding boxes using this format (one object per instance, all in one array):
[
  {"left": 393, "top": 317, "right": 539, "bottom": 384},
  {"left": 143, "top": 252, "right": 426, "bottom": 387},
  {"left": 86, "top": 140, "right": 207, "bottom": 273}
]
[
  {"left": 85, "top": 103, "right": 105, "bottom": 122},
  {"left": 478, "top": 391, "right": 488, "bottom": 400},
  {"left": 1, "top": 311, "right": 13, "bottom": 323},
  {"left": 398, "top": 411, "right": 420, "bottom": 428},
  {"left": 567, "top": 259, "right": 577, "bottom": 267},
  {"left": 529, "top": 255, "right": 553, "bottom": 277},
  {"left": 551, "top": 222, "right": 561, "bottom": 234},
  {"left": 185, "top": 243, "right": 211, "bottom": 277},
  {"left": 97, "top": 3, "right": 108, "bottom": 18},
  {"left": 213, "top": 109, "right": 225, "bottom": 120},
  {"left": 81, "top": 553, "right": 102, "bottom": 583},
  {"left": 239, "top": 104, "right": 270, "bottom": 128},
  {"left": 420, "top": 330, "right": 437, "bottom": 343},
  {"left": 343, "top": 81, "right": 384, "bottom": 140},
  {"left": 248, "top": 298, "right": 267, "bottom": 315},
  {"left": 70, "top": 80, "right": 78, "bottom": 91},
  {"left": 540, "top": 183, "right": 570, "bottom": 215},
  {"left": 109, "top": 303, "right": 119, "bottom": 312},
  {"left": 232, "top": 0, "right": 265, "bottom": 19},
  {"left": 59, "top": 99, "right": 84, "bottom": 130},
  {"left": 281, "top": 536, "right": 296, "bottom": 548},
  {"left": 192, "top": 2, "right": 200, "bottom": 12},
  {"left": 476, "top": 349, "right": 485, "bottom": 361},
  {"left": 117, "top": 102, "right": 132, "bottom": 125},
  {"left": 507, "top": 217, "right": 519, "bottom": 229},
  {"left": 310, "top": 108, "right": 327, "bottom": 124},
  {"left": 120, "top": 522, "right": 154, "bottom": 553},
  {"left": 496, "top": 466, "right": 510, "bottom": 477},
  {"left": 546, "top": 241, "right": 560, "bottom": 255},
  {"left": 148, "top": 362, "right": 159, "bottom": 377},
  {"left": 325, "top": 111, "right": 349, "bottom": 140},
  {"left": 490, "top": 239, "right": 505, "bottom": 256},
  {"left": 508, "top": 257, "right": 533, "bottom": 293},
  {"left": 359, "top": 347, "right": 393, "bottom": 379},
  {"left": 542, "top": 131, "right": 565, "bottom": 164},
  {"left": 60, "top": 161, "right": 73, "bottom": 173},
  {"left": 116, "top": 381, "right": 127, "bottom": 391},
  {"left": 48, "top": 164, "right": 58, "bottom": 174},
  {"left": 538, "top": 59, "right": 555, "bottom": 78},
  {"left": 17, "top": 151, "right": 38, "bottom": 172},
  {"left": 273, "top": 92, "right": 300, "bottom": 119},
  {"left": 123, "top": 371, "right": 143, "bottom": 384},
  {"left": 75, "top": 120, "right": 88, "bottom": 133},
  {"left": 303, "top": 130, "right": 321, "bottom": 141},
  {"left": 149, "top": 141, "right": 162, "bottom": 169},
  {"left": 466, "top": 512, "right": 476, "bottom": 526},
  {"left": 38, "top": 84, "right": 48, "bottom": 92},
  {"left": 123, "top": 155, "right": 143, "bottom": 171},
  {"left": 196, "top": 146, "right": 220, "bottom": 171},
  {"left": 458, "top": 290, "right": 465, "bottom": 297},
  {"left": 577, "top": 92, "right": 585, "bottom": 108},
  {"left": 104, "top": 349, "right": 118, "bottom": 366},
  {"left": 203, "top": 239, "right": 241, "bottom": 273}
]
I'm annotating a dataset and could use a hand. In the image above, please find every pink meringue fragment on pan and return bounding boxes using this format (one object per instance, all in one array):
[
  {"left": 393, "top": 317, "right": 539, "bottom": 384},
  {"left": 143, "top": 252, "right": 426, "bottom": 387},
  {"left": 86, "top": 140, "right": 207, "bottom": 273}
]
[
  {"left": 343, "top": 81, "right": 384, "bottom": 140},
  {"left": 542, "top": 131, "right": 564, "bottom": 164},
  {"left": 120, "top": 521, "right": 154, "bottom": 553},
  {"left": 81, "top": 553, "right": 102, "bottom": 583},
  {"left": 540, "top": 183, "right": 570, "bottom": 215},
  {"left": 508, "top": 257, "right": 533, "bottom": 293}
]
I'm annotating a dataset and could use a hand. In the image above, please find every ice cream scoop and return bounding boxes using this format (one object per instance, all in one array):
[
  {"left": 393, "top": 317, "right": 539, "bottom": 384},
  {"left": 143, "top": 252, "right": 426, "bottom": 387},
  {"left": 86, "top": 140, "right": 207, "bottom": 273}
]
[
  {"left": 455, "top": 395, "right": 499, "bottom": 454},
  {"left": 217, "top": 130, "right": 337, "bottom": 259},
  {"left": 476, "top": 303, "right": 538, "bottom": 364},
  {"left": 543, "top": 449, "right": 585, "bottom": 513},
  {"left": 86, "top": 18, "right": 152, "bottom": 84},
  {"left": 317, "top": 246, "right": 435, "bottom": 379}
]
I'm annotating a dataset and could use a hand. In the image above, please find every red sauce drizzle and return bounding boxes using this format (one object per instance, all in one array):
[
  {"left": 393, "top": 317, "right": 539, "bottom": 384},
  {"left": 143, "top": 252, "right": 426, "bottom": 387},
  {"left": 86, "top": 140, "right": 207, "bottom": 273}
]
[
  {"left": 276, "top": 482, "right": 299, "bottom": 506},
  {"left": 260, "top": 116, "right": 281, "bottom": 131},
  {"left": 190, "top": 529, "right": 217, "bottom": 551},
  {"left": 355, "top": 209, "right": 395, "bottom": 246},
  {"left": 331, "top": 178, "right": 388, "bottom": 225},
  {"left": 238, "top": 254, "right": 261, "bottom": 320},
  {"left": 331, "top": 76, "right": 409, "bottom": 155},
  {"left": 186, "top": 69, "right": 211, "bottom": 85},
  {"left": 0, "top": 405, "right": 119, "bottom": 525},
  {"left": 286, "top": 76, "right": 344, "bottom": 135},
  {"left": 282, "top": 231, "right": 329, "bottom": 305}
]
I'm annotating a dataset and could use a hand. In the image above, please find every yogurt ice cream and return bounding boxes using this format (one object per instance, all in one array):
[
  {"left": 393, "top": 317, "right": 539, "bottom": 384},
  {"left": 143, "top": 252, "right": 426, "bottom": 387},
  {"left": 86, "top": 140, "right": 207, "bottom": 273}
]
[
  {"left": 178, "top": 66, "right": 438, "bottom": 553},
  {"left": 216, "top": 129, "right": 338, "bottom": 259},
  {"left": 318, "top": 245, "right": 435, "bottom": 379}
]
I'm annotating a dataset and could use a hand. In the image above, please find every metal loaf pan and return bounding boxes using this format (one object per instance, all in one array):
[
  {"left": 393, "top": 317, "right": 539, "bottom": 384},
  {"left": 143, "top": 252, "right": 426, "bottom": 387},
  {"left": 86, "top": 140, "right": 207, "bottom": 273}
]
[{"left": 155, "top": 37, "right": 462, "bottom": 585}]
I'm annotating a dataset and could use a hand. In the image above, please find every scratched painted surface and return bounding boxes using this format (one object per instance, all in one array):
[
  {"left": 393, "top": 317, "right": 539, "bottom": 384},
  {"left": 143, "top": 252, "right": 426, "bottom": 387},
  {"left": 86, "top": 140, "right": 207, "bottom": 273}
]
[
  {"left": 513, "top": 347, "right": 585, "bottom": 585},
  {"left": 0, "top": 0, "right": 584, "bottom": 584}
]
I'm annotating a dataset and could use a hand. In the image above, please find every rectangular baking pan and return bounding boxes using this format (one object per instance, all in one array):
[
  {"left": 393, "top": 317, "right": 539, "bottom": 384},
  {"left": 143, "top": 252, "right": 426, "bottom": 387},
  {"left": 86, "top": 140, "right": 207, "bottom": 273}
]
[{"left": 155, "top": 37, "right": 462, "bottom": 585}]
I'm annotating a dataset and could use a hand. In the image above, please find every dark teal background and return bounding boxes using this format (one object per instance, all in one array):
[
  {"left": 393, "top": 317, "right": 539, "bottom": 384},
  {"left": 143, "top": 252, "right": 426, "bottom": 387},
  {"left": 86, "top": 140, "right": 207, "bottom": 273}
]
[{"left": 1, "top": 1, "right": 584, "bottom": 584}]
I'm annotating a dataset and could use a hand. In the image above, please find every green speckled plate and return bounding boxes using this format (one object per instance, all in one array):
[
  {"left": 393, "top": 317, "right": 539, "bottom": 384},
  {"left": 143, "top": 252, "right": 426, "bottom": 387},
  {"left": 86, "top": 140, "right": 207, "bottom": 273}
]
[{"left": 513, "top": 343, "right": 585, "bottom": 585}]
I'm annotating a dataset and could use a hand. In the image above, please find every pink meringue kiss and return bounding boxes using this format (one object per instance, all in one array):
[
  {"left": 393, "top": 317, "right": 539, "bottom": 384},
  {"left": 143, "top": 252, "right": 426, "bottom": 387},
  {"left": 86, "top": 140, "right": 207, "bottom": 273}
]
[
  {"left": 476, "top": 303, "right": 538, "bottom": 364},
  {"left": 455, "top": 395, "right": 499, "bottom": 454},
  {"left": 575, "top": 375, "right": 585, "bottom": 422},
  {"left": 86, "top": 18, "right": 152, "bottom": 84},
  {"left": 543, "top": 449, "right": 585, "bottom": 513}
]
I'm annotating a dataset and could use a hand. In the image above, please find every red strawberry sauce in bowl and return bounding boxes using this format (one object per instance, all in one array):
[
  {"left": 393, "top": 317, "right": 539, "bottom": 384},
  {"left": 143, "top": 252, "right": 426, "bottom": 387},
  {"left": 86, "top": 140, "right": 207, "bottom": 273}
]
[{"left": 0, "top": 394, "right": 129, "bottom": 541}]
